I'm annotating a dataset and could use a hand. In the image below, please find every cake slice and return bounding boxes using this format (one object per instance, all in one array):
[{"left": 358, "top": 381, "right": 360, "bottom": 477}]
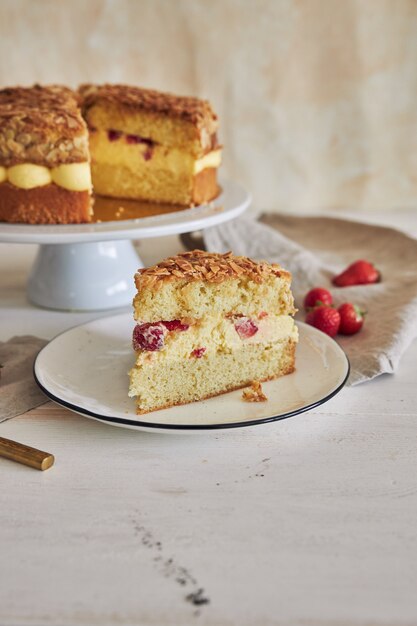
[
  {"left": 0, "top": 85, "right": 92, "bottom": 224},
  {"left": 80, "top": 84, "right": 221, "bottom": 206},
  {"left": 128, "top": 250, "right": 298, "bottom": 414}
]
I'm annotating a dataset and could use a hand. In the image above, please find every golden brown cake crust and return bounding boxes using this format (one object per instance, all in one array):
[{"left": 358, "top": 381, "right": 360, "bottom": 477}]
[
  {"left": 0, "top": 84, "right": 89, "bottom": 167},
  {"left": 0, "top": 182, "right": 92, "bottom": 224},
  {"left": 191, "top": 168, "right": 219, "bottom": 205},
  {"left": 79, "top": 83, "right": 218, "bottom": 135},
  {"left": 135, "top": 249, "right": 291, "bottom": 291}
]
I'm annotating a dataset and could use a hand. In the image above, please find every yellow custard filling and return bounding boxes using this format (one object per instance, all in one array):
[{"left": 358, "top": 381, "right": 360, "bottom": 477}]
[
  {"left": 1, "top": 162, "right": 92, "bottom": 191},
  {"left": 193, "top": 149, "right": 222, "bottom": 174},
  {"left": 51, "top": 163, "right": 92, "bottom": 191},
  {"left": 7, "top": 164, "right": 52, "bottom": 189}
]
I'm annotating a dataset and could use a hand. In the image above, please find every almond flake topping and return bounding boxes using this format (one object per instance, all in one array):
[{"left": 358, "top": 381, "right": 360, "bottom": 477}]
[{"left": 135, "top": 250, "right": 288, "bottom": 290}]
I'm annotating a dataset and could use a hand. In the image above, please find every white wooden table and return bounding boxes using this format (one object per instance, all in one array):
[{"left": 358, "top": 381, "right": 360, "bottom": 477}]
[{"left": 1, "top": 211, "right": 417, "bottom": 626}]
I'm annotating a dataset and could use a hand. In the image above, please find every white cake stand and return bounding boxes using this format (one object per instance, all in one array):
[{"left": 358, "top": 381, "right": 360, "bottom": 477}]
[{"left": 0, "top": 179, "right": 250, "bottom": 311}]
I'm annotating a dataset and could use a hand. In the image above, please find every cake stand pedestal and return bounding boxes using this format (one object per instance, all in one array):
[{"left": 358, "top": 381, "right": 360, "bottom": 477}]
[
  {"left": 27, "top": 240, "right": 142, "bottom": 310},
  {"left": 0, "top": 180, "right": 250, "bottom": 311}
]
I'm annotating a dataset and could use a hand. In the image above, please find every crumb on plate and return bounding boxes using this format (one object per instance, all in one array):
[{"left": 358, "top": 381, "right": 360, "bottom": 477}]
[{"left": 242, "top": 381, "right": 268, "bottom": 403}]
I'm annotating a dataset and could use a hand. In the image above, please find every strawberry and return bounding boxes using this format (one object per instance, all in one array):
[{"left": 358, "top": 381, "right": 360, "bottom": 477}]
[
  {"left": 332, "top": 260, "right": 380, "bottom": 287},
  {"left": 191, "top": 347, "right": 206, "bottom": 358},
  {"left": 234, "top": 317, "right": 258, "bottom": 339},
  {"left": 338, "top": 303, "right": 365, "bottom": 335},
  {"left": 161, "top": 320, "right": 189, "bottom": 332},
  {"left": 304, "top": 287, "right": 333, "bottom": 310},
  {"left": 133, "top": 322, "right": 165, "bottom": 351},
  {"left": 305, "top": 306, "right": 340, "bottom": 337}
]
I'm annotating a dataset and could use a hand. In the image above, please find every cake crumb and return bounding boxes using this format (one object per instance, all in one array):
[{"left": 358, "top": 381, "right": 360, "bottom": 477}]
[{"left": 242, "top": 381, "right": 268, "bottom": 402}]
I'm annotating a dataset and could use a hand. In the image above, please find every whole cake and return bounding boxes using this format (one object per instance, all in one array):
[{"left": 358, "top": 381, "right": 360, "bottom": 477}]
[
  {"left": 80, "top": 84, "right": 221, "bottom": 206},
  {"left": 128, "top": 250, "right": 298, "bottom": 414},
  {"left": 0, "top": 85, "right": 92, "bottom": 224}
]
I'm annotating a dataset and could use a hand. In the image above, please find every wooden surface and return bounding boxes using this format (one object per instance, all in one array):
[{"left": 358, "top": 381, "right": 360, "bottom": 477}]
[{"left": 1, "top": 213, "right": 417, "bottom": 625}]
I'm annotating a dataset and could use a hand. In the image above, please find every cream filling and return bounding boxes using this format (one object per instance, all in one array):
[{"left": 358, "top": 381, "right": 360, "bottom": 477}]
[
  {"left": 51, "top": 163, "right": 92, "bottom": 191},
  {"left": 7, "top": 164, "right": 52, "bottom": 189},
  {"left": 1, "top": 162, "right": 92, "bottom": 191},
  {"left": 135, "top": 314, "right": 298, "bottom": 365},
  {"left": 193, "top": 149, "right": 222, "bottom": 174}
]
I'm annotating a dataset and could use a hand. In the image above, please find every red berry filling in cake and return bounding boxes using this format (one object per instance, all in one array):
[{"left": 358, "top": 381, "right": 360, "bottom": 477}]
[
  {"left": 133, "top": 319, "right": 190, "bottom": 351},
  {"left": 107, "top": 129, "right": 156, "bottom": 159},
  {"left": 133, "top": 313, "right": 280, "bottom": 355},
  {"left": 108, "top": 129, "right": 123, "bottom": 141},
  {"left": 234, "top": 317, "right": 258, "bottom": 339},
  {"left": 191, "top": 347, "right": 206, "bottom": 358},
  {"left": 133, "top": 323, "right": 165, "bottom": 351},
  {"left": 126, "top": 134, "right": 155, "bottom": 147},
  {"left": 161, "top": 320, "right": 190, "bottom": 332}
]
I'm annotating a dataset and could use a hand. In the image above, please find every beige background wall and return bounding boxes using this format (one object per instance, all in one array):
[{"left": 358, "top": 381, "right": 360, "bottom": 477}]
[{"left": 1, "top": 0, "right": 416, "bottom": 212}]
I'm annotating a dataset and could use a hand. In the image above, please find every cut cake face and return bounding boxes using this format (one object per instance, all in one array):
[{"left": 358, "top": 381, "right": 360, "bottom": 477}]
[
  {"left": 0, "top": 85, "right": 92, "bottom": 224},
  {"left": 80, "top": 84, "right": 221, "bottom": 206},
  {"left": 129, "top": 250, "right": 298, "bottom": 414}
]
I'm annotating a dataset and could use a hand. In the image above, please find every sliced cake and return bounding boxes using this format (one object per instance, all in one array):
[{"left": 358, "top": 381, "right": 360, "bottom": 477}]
[
  {"left": 128, "top": 250, "right": 298, "bottom": 414},
  {"left": 80, "top": 84, "right": 221, "bottom": 206},
  {"left": 0, "top": 85, "right": 92, "bottom": 224}
]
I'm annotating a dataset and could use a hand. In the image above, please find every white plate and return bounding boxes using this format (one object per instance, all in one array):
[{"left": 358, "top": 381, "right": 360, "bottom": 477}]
[{"left": 34, "top": 313, "right": 350, "bottom": 433}]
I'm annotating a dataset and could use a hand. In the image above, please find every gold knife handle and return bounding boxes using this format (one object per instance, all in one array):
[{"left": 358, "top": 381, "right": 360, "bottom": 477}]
[{"left": 0, "top": 436, "right": 54, "bottom": 471}]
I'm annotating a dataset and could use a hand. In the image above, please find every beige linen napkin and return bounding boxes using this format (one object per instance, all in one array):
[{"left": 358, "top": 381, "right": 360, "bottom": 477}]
[
  {"left": 203, "top": 215, "right": 417, "bottom": 385},
  {"left": 0, "top": 336, "right": 48, "bottom": 422}
]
